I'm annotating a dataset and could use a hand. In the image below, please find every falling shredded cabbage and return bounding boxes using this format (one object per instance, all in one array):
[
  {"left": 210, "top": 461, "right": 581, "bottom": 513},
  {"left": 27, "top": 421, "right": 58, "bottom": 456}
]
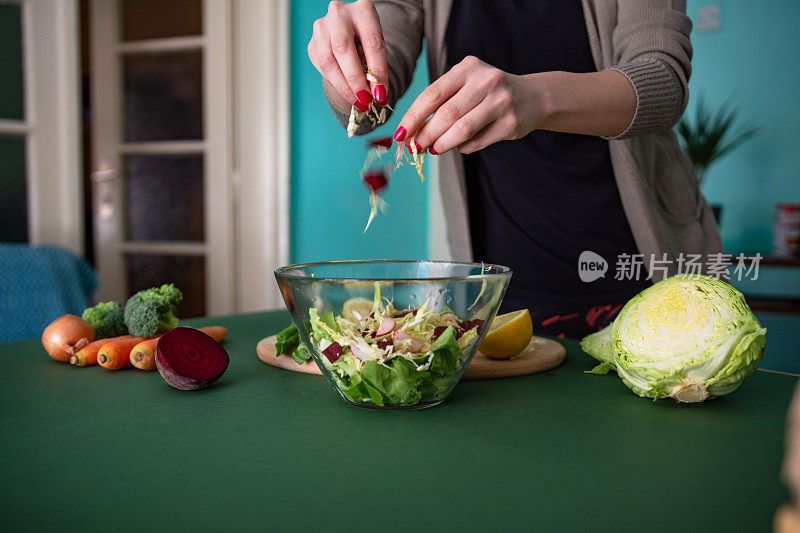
[{"left": 349, "top": 67, "right": 427, "bottom": 230}]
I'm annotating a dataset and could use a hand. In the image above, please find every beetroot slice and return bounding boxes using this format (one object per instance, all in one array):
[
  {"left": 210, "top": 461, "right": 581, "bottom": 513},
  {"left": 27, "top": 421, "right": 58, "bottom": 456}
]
[
  {"left": 368, "top": 136, "right": 393, "bottom": 148},
  {"left": 322, "top": 342, "right": 343, "bottom": 363},
  {"left": 363, "top": 171, "right": 388, "bottom": 193},
  {"left": 155, "top": 327, "right": 229, "bottom": 391},
  {"left": 460, "top": 319, "right": 485, "bottom": 332},
  {"left": 376, "top": 339, "right": 392, "bottom": 350}
]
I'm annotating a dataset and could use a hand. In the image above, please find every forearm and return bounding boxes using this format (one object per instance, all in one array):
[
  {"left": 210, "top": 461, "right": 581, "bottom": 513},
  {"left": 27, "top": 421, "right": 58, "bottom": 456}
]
[{"left": 532, "top": 70, "right": 636, "bottom": 138}]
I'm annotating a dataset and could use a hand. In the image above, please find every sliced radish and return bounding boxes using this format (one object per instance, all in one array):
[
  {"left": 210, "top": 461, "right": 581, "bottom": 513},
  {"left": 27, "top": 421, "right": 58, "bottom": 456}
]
[
  {"left": 393, "top": 330, "right": 422, "bottom": 352},
  {"left": 376, "top": 317, "right": 396, "bottom": 336},
  {"left": 350, "top": 344, "right": 373, "bottom": 361}
]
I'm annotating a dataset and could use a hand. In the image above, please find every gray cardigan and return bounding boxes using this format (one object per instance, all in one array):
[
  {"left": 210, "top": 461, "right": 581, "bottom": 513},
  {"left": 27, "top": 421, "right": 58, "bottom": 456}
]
[{"left": 326, "top": 0, "right": 723, "bottom": 279}]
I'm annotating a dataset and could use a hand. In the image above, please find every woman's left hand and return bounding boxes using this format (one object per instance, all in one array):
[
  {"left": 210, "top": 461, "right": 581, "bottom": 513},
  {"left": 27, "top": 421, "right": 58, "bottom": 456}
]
[{"left": 394, "top": 55, "right": 546, "bottom": 155}]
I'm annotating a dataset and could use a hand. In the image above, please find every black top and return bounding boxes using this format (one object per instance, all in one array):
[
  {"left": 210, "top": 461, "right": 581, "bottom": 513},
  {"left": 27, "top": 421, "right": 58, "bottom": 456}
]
[{"left": 445, "top": 0, "right": 650, "bottom": 314}]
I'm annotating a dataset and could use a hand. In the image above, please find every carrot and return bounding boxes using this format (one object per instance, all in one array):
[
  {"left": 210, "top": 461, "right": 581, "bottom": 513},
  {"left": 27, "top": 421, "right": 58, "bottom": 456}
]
[
  {"left": 130, "top": 337, "right": 159, "bottom": 371},
  {"left": 197, "top": 326, "right": 227, "bottom": 343},
  {"left": 97, "top": 337, "right": 145, "bottom": 370},
  {"left": 70, "top": 335, "right": 132, "bottom": 366}
]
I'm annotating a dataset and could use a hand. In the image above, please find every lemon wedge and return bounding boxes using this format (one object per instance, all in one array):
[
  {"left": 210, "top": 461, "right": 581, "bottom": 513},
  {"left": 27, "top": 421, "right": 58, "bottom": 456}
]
[
  {"left": 478, "top": 309, "right": 533, "bottom": 359},
  {"left": 342, "top": 298, "right": 374, "bottom": 322}
]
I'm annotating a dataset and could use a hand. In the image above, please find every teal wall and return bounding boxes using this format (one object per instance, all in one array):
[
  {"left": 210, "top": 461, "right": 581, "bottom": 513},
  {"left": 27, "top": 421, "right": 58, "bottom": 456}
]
[
  {"left": 290, "top": 1, "right": 430, "bottom": 263},
  {"left": 685, "top": 1, "right": 800, "bottom": 255}
]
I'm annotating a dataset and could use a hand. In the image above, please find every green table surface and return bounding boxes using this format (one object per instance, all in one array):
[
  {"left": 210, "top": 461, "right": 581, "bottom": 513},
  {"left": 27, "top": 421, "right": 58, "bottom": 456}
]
[{"left": 1, "top": 310, "right": 796, "bottom": 532}]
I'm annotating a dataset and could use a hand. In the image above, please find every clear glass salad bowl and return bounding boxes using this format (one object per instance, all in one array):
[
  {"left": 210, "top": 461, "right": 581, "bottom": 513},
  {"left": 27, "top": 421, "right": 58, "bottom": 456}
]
[{"left": 274, "top": 260, "right": 512, "bottom": 410}]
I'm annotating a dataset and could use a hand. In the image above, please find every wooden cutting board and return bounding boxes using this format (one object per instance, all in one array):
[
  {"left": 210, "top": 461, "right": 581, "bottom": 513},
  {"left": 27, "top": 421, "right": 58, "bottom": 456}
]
[{"left": 256, "top": 335, "right": 565, "bottom": 380}]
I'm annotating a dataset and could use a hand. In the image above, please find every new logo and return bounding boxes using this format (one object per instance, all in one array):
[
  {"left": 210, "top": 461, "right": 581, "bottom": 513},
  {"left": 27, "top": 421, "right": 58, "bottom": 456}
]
[{"left": 578, "top": 251, "right": 608, "bottom": 282}]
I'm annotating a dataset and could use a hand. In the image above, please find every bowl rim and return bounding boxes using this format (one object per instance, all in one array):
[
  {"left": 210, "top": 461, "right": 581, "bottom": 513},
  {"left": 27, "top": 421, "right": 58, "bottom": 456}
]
[{"left": 274, "top": 259, "right": 512, "bottom": 282}]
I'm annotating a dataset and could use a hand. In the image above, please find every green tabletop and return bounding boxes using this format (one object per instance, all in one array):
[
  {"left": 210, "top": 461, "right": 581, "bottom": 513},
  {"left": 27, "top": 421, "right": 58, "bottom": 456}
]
[{"left": 1, "top": 310, "right": 796, "bottom": 532}]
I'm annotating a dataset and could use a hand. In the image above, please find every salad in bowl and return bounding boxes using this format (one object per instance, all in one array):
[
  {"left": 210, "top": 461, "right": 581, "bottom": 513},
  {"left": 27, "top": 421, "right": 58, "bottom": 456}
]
[{"left": 274, "top": 260, "right": 511, "bottom": 409}]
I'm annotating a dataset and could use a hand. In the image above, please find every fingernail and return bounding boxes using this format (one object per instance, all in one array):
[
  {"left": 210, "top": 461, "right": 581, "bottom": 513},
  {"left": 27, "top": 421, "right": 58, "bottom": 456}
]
[
  {"left": 393, "top": 126, "right": 407, "bottom": 142},
  {"left": 353, "top": 99, "right": 369, "bottom": 112},
  {"left": 374, "top": 85, "right": 387, "bottom": 106},
  {"left": 429, "top": 146, "right": 438, "bottom": 155},
  {"left": 356, "top": 90, "right": 372, "bottom": 107},
  {"left": 407, "top": 141, "right": 424, "bottom": 155}
]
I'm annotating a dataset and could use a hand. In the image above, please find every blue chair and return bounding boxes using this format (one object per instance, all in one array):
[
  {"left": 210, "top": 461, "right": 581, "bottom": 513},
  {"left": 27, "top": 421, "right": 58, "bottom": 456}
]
[{"left": 0, "top": 244, "right": 97, "bottom": 342}]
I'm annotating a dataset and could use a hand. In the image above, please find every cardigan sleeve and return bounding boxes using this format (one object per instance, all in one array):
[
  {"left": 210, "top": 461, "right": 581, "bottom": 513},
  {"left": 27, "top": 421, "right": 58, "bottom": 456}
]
[
  {"left": 605, "top": 0, "right": 693, "bottom": 139},
  {"left": 325, "top": 0, "right": 425, "bottom": 136}
]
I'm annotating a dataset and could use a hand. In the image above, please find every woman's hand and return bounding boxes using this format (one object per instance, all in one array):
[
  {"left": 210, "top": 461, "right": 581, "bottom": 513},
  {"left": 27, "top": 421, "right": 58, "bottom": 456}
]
[
  {"left": 394, "top": 56, "right": 546, "bottom": 155},
  {"left": 307, "top": 0, "right": 388, "bottom": 113},
  {"left": 394, "top": 56, "right": 639, "bottom": 154}
]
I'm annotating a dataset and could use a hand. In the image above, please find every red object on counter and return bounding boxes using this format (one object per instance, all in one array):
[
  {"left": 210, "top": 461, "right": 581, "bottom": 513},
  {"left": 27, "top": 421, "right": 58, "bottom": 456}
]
[{"left": 774, "top": 203, "right": 800, "bottom": 258}]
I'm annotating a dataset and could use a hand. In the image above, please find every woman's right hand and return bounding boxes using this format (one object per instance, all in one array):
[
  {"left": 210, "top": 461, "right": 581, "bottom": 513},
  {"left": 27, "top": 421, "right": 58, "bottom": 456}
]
[{"left": 308, "top": 0, "right": 389, "bottom": 112}]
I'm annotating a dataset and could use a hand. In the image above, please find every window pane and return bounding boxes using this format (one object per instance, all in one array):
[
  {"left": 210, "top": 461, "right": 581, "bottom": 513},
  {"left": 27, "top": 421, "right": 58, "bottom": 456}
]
[
  {"left": 0, "top": 135, "right": 27, "bottom": 242},
  {"left": 0, "top": 4, "right": 24, "bottom": 120},
  {"left": 126, "top": 254, "right": 206, "bottom": 318},
  {"left": 124, "top": 155, "right": 204, "bottom": 242},
  {"left": 123, "top": 51, "right": 203, "bottom": 142},
  {"left": 121, "top": 0, "right": 202, "bottom": 42}
]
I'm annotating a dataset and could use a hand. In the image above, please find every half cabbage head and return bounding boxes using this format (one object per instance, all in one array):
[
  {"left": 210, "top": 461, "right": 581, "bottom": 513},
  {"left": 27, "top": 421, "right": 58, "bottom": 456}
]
[{"left": 581, "top": 274, "right": 767, "bottom": 403}]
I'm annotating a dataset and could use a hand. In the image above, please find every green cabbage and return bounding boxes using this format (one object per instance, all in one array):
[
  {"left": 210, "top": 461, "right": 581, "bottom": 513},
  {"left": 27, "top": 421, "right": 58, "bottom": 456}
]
[{"left": 581, "top": 274, "right": 767, "bottom": 403}]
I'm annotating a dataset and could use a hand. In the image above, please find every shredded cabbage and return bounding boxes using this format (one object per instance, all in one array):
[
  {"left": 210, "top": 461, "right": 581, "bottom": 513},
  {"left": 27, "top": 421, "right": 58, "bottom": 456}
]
[{"left": 308, "top": 286, "right": 483, "bottom": 406}]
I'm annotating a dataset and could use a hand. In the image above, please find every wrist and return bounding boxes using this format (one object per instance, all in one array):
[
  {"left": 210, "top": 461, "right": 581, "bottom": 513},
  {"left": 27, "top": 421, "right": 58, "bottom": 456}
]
[{"left": 523, "top": 72, "right": 558, "bottom": 131}]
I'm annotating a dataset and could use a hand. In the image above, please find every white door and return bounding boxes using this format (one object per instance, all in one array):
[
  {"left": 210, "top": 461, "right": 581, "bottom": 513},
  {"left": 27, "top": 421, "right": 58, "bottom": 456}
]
[
  {"left": 90, "top": 0, "right": 235, "bottom": 318},
  {"left": 0, "top": 0, "right": 82, "bottom": 253}
]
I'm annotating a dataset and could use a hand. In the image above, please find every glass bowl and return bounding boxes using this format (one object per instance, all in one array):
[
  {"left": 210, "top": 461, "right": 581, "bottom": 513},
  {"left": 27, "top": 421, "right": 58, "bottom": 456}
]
[{"left": 274, "top": 260, "right": 512, "bottom": 409}]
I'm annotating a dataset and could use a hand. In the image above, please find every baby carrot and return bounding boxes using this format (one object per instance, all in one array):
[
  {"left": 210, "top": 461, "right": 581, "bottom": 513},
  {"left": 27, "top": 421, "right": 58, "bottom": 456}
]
[
  {"left": 130, "top": 337, "right": 159, "bottom": 371},
  {"left": 69, "top": 335, "right": 133, "bottom": 366},
  {"left": 197, "top": 326, "right": 227, "bottom": 343},
  {"left": 97, "top": 336, "right": 145, "bottom": 370}
]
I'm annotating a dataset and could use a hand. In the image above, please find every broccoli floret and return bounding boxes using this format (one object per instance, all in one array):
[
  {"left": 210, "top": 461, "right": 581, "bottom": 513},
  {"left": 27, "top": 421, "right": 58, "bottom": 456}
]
[
  {"left": 124, "top": 284, "right": 184, "bottom": 338},
  {"left": 82, "top": 301, "right": 128, "bottom": 339}
]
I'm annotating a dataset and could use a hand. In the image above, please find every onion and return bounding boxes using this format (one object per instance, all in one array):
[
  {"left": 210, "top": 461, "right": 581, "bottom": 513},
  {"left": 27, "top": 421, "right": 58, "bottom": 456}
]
[
  {"left": 155, "top": 327, "right": 229, "bottom": 390},
  {"left": 41, "top": 315, "right": 95, "bottom": 362}
]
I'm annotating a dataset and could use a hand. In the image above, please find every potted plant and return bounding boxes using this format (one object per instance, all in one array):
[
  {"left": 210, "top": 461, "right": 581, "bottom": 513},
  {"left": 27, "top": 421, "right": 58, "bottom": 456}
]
[{"left": 677, "top": 96, "right": 758, "bottom": 223}]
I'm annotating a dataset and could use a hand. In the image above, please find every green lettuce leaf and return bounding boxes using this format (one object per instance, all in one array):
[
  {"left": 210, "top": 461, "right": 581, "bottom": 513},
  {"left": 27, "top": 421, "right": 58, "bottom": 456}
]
[
  {"left": 580, "top": 324, "right": 615, "bottom": 366},
  {"left": 429, "top": 325, "right": 462, "bottom": 377},
  {"left": 360, "top": 360, "right": 422, "bottom": 406}
]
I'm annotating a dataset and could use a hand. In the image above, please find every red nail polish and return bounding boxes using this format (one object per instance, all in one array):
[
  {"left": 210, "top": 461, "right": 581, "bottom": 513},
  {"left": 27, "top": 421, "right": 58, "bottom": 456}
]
[
  {"left": 356, "top": 90, "right": 372, "bottom": 107},
  {"left": 374, "top": 85, "right": 387, "bottom": 106},
  {"left": 394, "top": 126, "right": 407, "bottom": 142},
  {"left": 407, "top": 141, "right": 425, "bottom": 155},
  {"left": 429, "top": 146, "right": 438, "bottom": 155},
  {"left": 353, "top": 99, "right": 369, "bottom": 112}
]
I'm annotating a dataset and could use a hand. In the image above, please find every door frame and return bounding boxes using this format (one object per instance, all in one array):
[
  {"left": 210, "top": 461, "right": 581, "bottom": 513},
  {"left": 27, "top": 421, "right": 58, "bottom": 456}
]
[
  {"left": 232, "top": 0, "right": 290, "bottom": 312},
  {"left": 0, "top": 0, "right": 83, "bottom": 254}
]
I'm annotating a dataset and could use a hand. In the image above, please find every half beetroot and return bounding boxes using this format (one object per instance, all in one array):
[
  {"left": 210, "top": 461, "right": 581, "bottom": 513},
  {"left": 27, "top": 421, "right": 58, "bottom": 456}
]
[{"left": 155, "top": 327, "right": 229, "bottom": 390}]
